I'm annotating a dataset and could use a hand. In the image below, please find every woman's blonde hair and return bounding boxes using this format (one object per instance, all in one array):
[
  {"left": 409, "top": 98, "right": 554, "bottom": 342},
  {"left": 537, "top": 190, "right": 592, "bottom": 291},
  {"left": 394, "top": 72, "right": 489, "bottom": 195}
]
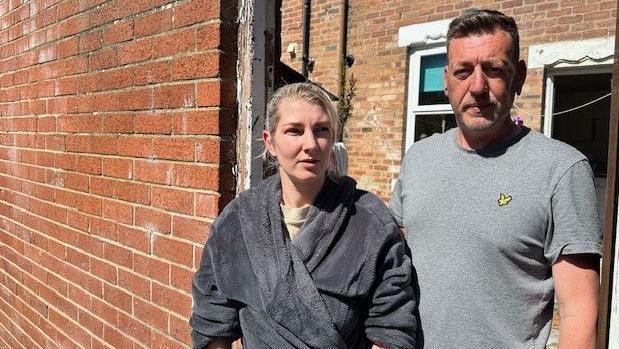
[{"left": 265, "top": 83, "right": 340, "bottom": 141}]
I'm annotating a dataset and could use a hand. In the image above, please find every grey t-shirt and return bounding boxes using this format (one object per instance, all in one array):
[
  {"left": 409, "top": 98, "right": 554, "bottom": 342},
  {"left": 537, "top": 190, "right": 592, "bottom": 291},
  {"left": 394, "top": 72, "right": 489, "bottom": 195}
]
[{"left": 390, "top": 127, "right": 601, "bottom": 349}]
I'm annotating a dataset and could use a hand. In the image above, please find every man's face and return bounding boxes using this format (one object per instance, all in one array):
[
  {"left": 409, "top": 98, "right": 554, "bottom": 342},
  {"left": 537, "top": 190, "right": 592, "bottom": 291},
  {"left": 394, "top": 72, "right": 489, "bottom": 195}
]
[{"left": 444, "top": 30, "right": 526, "bottom": 135}]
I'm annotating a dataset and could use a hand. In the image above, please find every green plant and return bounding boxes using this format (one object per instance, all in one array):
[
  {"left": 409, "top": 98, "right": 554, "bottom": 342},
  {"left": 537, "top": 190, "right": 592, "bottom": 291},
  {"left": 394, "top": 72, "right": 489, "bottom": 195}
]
[{"left": 337, "top": 72, "right": 356, "bottom": 141}]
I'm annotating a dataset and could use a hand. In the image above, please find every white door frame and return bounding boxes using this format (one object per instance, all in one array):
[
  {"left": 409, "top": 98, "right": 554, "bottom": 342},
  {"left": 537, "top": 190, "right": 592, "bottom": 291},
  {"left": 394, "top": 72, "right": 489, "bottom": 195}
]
[{"left": 543, "top": 65, "right": 613, "bottom": 138}]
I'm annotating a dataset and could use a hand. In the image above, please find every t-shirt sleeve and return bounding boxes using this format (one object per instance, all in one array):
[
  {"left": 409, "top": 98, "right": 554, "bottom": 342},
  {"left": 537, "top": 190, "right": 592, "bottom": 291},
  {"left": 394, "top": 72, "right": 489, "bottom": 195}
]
[
  {"left": 544, "top": 159, "right": 602, "bottom": 265},
  {"left": 389, "top": 176, "right": 404, "bottom": 228}
]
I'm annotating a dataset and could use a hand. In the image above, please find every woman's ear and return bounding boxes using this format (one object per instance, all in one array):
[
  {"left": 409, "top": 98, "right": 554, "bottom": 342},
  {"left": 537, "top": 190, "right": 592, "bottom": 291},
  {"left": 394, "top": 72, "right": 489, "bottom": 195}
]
[{"left": 262, "top": 130, "right": 277, "bottom": 157}]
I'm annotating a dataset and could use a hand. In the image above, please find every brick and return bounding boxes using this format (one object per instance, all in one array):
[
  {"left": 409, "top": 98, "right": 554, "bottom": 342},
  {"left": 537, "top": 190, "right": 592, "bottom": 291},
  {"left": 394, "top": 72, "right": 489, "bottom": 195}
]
[
  {"left": 152, "top": 234, "right": 193, "bottom": 267},
  {"left": 79, "top": 30, "right": 103, "bottom": 53},
  {"left": 68, "top": 210, "right": 90, "bottom": 231},
  {"left": 113, "top": 181, "right": 151, "bottom": 205},
  {"left": 153, "top": 83, "right": 195, "bottom": 109},
  {"left": 134, "top": 60, "right": 171, "bottom": 85},
  {"left": 103, "top": 283, "right": 132, "bottom": 312},
  {"left": 66, "top": 246, "right": 90, "bottom": 271},
  {"left": 57, "top": 0, "right": 79, "bottom": 20},
  {"left": 118, "top": 88, "right": 154, "bottom": 111},
  {"left": 196, "top": 22, "right": 222, "bottom": 50},
  {"left": 169, "top": 313, "right": 191, "bottom": 344},
  {"left": 88, "top": 0, "right": 120, "bottom": 27},
  {"left": 102, "top": 19, "right": 133, "bottom": 45},
  {"left": 151, "top": 331, "right": 186, "bottom": 349},
  {"left": 134, "top": 8, "right": 173, "bottom": 38},
  {"left": 64, "top": 172, "right": 89, "bottom": 192},
  {"left": 104, "top": 324, "right": 134, "bottom": 349},
  {"left": 104, "top": 241, "right": 134, "bottom": 269},
  {"left": 101, "top": 113, "right": 134, "bottom": 133},
  {"left": 151, "top": 186, "right": 193, "bottom": 215},
  {"left": 134, "top": 254, "right": 170, "bottom": 286},
  {"left": 152, "top": 27, "right": 195, "bottom": 59},
  {"left": 117, "top": 136, "right": 153, "bottom": 158},
  {"left": 118, "top": 311, "right": 152, "bottom": 345},
  {"left": 90, "top": 176, "right": 116, "bottom": 197},
  {"left": 89, "top": 216, "right": 117, "bottom": 241},
  {"left": 173, "top": 110, "right": 222, "bottom": 135},
  {"left": 89, "top": 257, "right": 118, "bottom": 284},
  {"left": 170, "top": 52, "right": 219, "bottom": 80},
  {"left": 118, "top": 37, "right": 154, "bottom": 65},
  {"left": 76, "top": 154, "right": 102, "bottom": 175},
  {"left": 152, "top": 282, "right": 191, "bottom": 316},
  {"left": 173, "top": 163, "right": 219, "bottom": 190},
  {"left": 118, "top": 269, "right": 150, "bottom": 299},
  {"left": 152, "top": 137, "right": 195, "bottom": 161},
  {"left": 133, "top": 298, "right": 168, "bottom": 332},
  {"left": 197, "top": 138, "right": 232, "bottom": 163},
  {"left": 91, "top": 297, "right": 119, "bottom": 326},
  {"left": 133, "top": 159, "right": 174, "bottom": 184},
  {"left": 68, "top": 284, "right": 92, "bottom": 309},
  {"left": 78, "top": 309, "right": 104, "bottom": 337},
  {"left": 171, "top": 215, "right": 210, "bottom": 243},
  {"left": 134, "top": 206, "right": 171, "bottom": 234},
  {"left": 89, "top": 48, "right": 118, "bottom": 70},
  {"left": 195, "top": 192, "right": 224, "bottom": 218},
  {"left": 174, "top": 0, "right": 220, "bottom": 28},
  {"left": 57, "top": 15, "right": 89, "bottom": 39},
  {"left": 134, "top": 112, "right": 173, "bottom": 134},
  {"left": 102, "top": 199, "right": 133, "bottom": 224},
  {"left": 170, "top": 264, "right": 195, "bottom": 291},
  {"left": 102, "top": 157, "right": 133, "bottom": 179},
  {"left": 117, "top": 0, "right": 151, "bottom": 17},
  {"left": 197, "top": 80, "right": 236, "bottom": 107},
  {"left": 117, "top": 225, "right": 150, "bottom": 253}
]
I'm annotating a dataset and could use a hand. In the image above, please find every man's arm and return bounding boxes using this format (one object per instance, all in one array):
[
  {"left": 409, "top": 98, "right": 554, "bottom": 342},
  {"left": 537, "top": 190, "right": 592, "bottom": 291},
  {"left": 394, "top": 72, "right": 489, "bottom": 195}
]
[{"left": 552, "top": 253, "right": 599, "bottom": 349}]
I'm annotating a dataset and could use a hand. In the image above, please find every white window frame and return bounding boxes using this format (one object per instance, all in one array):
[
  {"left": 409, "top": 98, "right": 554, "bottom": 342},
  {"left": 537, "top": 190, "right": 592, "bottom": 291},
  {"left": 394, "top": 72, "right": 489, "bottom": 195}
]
[
  {"left": 398, "top": 19, "right": 453, "bottom": 151},
  {"left": 405, "top": 46, "right": 452, "bottom": 149}
]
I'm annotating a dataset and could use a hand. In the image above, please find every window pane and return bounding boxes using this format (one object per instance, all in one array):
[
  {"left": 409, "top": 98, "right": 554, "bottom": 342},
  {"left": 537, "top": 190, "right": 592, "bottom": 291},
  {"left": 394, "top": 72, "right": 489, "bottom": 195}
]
[
  {"left": 415, "top": 113, "right": 456, "bottom": 142},
  {"left": 419, "top": 54, "right": 449, "bottom": 105}
]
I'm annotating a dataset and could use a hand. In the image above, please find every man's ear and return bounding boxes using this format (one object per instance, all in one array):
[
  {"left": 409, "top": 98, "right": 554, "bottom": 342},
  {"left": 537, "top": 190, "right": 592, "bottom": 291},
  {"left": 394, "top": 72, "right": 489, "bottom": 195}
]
[
  {"left": 513, "top": 60, "right": 527, "bottom": 95},
  {"left": 443, "top": 66, "right": 449, "bottom": 97},
  {"left": 262, "top": 130, "right": 276, "bottom": 157}
]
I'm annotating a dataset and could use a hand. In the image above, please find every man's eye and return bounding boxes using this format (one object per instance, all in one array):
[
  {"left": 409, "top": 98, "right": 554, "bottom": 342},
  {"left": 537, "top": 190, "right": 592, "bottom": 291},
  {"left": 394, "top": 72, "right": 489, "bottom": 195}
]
[
  {"left": 485, "top": 67, "right": 505, "bottom": 76},
  {"left": 454, "top": 69, "right": 470, "bottom": 79}
]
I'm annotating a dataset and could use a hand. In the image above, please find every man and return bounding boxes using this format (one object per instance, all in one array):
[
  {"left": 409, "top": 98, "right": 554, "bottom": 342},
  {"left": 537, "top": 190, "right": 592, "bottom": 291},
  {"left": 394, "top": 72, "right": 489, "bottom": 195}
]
[{"left": 390, "top": 9, "right": 601, "bottom": 349}]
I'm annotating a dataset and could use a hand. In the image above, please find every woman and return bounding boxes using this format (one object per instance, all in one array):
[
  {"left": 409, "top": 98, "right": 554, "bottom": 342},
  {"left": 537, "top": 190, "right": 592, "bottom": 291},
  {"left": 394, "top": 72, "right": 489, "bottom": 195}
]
[{"left": 190, "top": 83, "right": 417, "bottom": 348}]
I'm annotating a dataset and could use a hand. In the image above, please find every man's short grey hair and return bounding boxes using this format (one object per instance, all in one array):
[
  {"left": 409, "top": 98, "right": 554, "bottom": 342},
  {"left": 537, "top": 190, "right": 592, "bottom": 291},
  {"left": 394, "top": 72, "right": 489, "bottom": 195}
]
[{"left": 447, "top": 9, "right": 520, "bottom": 62}]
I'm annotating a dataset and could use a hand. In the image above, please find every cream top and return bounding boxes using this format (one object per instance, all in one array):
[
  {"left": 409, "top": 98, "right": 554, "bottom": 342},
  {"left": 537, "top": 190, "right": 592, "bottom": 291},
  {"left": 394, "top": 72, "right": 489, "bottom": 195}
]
[{"left": 280, "top": 204, "right": 310, "bottom": 241}]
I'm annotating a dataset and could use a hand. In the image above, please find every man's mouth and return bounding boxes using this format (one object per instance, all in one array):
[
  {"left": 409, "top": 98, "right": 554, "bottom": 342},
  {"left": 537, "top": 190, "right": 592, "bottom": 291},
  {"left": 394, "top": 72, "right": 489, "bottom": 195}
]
[{"left": 465, "top": 103, "right": 493, "bottom": 113}]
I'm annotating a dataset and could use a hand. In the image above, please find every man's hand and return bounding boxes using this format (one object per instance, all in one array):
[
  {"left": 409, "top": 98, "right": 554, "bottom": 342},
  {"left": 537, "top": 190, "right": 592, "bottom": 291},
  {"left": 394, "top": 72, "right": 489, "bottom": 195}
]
[{"left": 553, "top": 254, "right": 599, "bottom": 349}]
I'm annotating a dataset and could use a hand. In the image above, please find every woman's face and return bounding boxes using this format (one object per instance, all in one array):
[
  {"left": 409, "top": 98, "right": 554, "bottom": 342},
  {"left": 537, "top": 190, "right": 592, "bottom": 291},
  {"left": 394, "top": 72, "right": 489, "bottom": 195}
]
[{"left": 263, "top": 99, "right": 334, "bottom": 188}]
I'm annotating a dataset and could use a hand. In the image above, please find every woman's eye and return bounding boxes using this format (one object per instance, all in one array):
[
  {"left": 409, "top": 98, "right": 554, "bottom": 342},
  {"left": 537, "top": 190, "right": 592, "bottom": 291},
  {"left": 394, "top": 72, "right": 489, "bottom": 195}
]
[
  {"left": 285, "top": 128, "right": 302, "bottom": 135},
  {"left": 314, "top": 126, "right": 330, "bottom": 134}
]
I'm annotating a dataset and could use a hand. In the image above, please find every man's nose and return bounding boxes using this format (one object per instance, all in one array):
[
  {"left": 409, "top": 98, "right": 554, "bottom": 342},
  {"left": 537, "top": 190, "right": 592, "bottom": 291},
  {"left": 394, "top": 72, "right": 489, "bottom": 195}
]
[{"left": 469, "top": 66, "right": 488, "bottom": 96}]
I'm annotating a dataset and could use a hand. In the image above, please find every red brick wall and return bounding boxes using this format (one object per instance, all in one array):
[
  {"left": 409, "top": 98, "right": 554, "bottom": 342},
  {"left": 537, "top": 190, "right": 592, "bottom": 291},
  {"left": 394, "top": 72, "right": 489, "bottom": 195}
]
[
  {"left": 281, "top": 0, "right": 616, "bottom": 199},
  {"left": 0, "top": 0, "right": 237, "bottom": 348}
]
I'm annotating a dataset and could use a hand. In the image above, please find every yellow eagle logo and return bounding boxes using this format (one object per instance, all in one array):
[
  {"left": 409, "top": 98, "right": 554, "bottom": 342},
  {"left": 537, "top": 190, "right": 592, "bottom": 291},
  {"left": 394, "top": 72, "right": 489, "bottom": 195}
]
[{"left": 498, "top": 193, "right": 512, "bottom": 207}]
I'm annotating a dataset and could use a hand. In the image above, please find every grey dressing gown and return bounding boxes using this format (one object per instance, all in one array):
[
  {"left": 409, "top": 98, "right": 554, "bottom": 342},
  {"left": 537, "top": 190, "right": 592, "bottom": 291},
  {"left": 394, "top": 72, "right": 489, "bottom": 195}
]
[{"left": 190, "top": 175, "right": 417, "bottom": 348}]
